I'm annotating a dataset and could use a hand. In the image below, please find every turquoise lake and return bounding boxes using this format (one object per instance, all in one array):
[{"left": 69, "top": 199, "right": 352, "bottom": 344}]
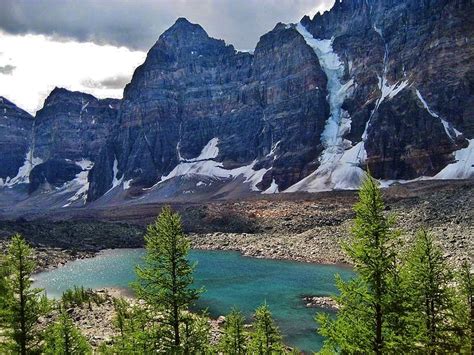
[{"left": 33, "top": 249, "right": 354, "bottom": 353}]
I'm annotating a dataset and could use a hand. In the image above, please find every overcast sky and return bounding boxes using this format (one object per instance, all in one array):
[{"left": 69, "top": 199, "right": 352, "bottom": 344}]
[{"left": 0, "top": 0, "right": 334, "bottom": 114}]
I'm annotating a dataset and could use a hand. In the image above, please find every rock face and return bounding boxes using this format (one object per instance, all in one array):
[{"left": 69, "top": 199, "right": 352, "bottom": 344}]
[
  {"left": 0, "top": 97, "right": 35, "bottom": 186},
  {"left": 301, "top": 0, "right": 473, "bottom": 180},
  {"left": 87, "top": 19, "right": 329, "bottom": 200},
  {"left": 1, "top": 0, "right": 473, "bottom": 209},
  {"left": 31, "top": 88, "right": 119, "bottom": 190}
]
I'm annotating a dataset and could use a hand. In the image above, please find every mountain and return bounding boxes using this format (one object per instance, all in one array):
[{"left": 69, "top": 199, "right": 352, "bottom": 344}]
[
  {"left": 0, "top": 97, "right": 35, "bottom": 187},
  {"left": 0, "top": 0, "right": 473, "bottom": 214}
]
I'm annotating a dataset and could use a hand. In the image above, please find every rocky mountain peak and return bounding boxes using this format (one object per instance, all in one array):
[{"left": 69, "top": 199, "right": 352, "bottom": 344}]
[{"left": 154, "top": 17, "right": 225, "bottom": 52}]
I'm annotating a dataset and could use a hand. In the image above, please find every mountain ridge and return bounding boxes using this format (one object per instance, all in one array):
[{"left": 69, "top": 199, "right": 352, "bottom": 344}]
[{"left": 0, "top": 0, "right": 472, "bottom": 213}]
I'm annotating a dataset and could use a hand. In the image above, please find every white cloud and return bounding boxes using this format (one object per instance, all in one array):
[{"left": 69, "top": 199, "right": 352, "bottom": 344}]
[
  {"left": 0, "top": 31, "right": 146, "bottom": 114},
  {"left": 307, "top": 0, "right": 335, "bottom": 18}
]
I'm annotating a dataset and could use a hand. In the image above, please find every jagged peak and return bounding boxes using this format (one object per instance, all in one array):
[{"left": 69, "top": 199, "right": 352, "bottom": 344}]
[{"left": 161, "top": 17, "right": 209, "bottom": 41}]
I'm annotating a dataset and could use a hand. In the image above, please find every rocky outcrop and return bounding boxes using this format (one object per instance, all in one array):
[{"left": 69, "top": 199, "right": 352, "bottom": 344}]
[{"left": 0, "top": 97, "right": 35, "bottom": 185}]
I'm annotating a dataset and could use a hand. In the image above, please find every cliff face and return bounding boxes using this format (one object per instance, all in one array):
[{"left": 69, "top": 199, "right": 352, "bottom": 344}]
[
  {"left": 27, "top": 88, "right": 120, "bottom": 192},
  {"left": 301, "top": 0, "right": 473, "bottom": 180},
  {"left": 87, "top": 19, "right": 330, "bottom": 200},
  {"left": 0, "top": 97, "right": 35, "bottom": 186},
  {"left": 1, "top": 0, "right": 473, "bottom": 209}
]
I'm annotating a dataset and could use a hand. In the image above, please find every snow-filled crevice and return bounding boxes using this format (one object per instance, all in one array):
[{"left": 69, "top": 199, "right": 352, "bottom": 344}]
[
  {"left": 62, "top": 159, "right": 94, "bottom": 207},
  {"left": 362, "top": 24, "right": 409, "bottom": 141},
  {"left": 287, "top": 23, "right": 364, "bottom": 192},
  {"left": 0, "top": 148, "right": 43, "bottom": 188},
  {"left": 415, "top": 89, "right": 462, "bottom": 140},
  {"left": 101, "top": 156, "right": 125, "bottom": 196}
]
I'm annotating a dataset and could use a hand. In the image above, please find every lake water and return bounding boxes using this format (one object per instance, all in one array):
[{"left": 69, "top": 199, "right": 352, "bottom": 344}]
[{"left": 33, "top": 249, "right": 353, "bottom": 353}]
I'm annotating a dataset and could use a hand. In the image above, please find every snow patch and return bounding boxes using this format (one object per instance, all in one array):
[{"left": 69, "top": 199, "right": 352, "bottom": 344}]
[
  {"left": 186, "top": 138, "right": 219, "bottom": 162},
  {"left": 0, "top": 148, "right": 43, "bottom": 188},
  {"left": 377, "top": 77, "right": 409, "bottom": 108},
  {"left": 286, "top": 141, "right": 367, "bottom": 192},
  {"left": 62, "top": 159, "right": 94, "bottom": 207},
  {"left": 434, "top": 139, "right": 474, "bottom": 179},
  {"left": 123, "top": 179, "right": 133, "bottom": 190},
  {"left": 81, "top": 101, "right": 89, "bottom": 112},
  {"left": 152, "top": 138, "right": 268, "bottom": 192},
  {"left": 111, "top": 157, "right": 123, "bottom": 189},
  {"left": 262, "top": 179, "right": 279, "bottom": 194}
]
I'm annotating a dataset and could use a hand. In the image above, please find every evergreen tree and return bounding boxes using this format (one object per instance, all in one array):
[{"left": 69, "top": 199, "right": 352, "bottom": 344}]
[
  {"left": 316, "top": 175, "right": 401, "bottom": 354},
  {"left": 133, "top": 206, "right": 201, "bottom": 351},
  {"left": 459, "top": 261, "right": 473, "bottom": 353},
  {"left": 2, "top": 234, "right": 44, "bottom": 354},
  {"left": 43, "top": 309, "right": 91, "bottom": 354},
  {"left": 0, "top": 253, "right": 11, "bottom": 348},
  {"left": 404, "top": 229, "right": 467, "bottom": 353},
  {"left": 248, "top": 303, "right": 283, "bottom": 354},
  {"left": 219, "top": 308, "right": 247, "bottom": 354}
]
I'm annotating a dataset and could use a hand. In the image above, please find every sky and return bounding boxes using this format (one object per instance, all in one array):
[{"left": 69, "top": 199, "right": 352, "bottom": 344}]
[{"left": 0, "top": 0, "right": 335, "bottom": 114}]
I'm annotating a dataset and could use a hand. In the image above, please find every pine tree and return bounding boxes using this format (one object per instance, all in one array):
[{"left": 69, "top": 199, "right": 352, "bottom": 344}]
[
  {"left": 133, "top": 206, "right": 201, "bottom": 351},
  {"left": 2, "top": 234, "right": 44, "bottom": 354},
  {"left": 404, "top": 230, "right": 467, "bottom": 353},
  {"left": 316, "top": 174, "right": 401, "bottom": 354},
  {"left": 248, "top": 303, "right": 283, "bottom": 354},
  {"left": 219, "top": 308, "right": 247, "bottom": 354},
  {"left": 43, "top": 309, "right": 92, "bottom": 354}
]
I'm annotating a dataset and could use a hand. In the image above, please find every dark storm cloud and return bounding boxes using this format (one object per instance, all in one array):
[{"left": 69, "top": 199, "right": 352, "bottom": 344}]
[
  {"left": 0, "top": 0, "right": 334, "bottom": 51},
  {"left": 0, "top": 64, "right": 16, "bottom": 75},
  {"left": 82, "top": 75, "right": 130, "bottom": 89}
]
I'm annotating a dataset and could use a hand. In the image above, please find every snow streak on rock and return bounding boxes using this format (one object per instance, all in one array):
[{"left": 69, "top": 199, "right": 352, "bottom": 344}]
[
  {"left": 416, "top": 89, "right": 462, "bottom": 140},
  {"left": 154, "top": 138, "right": 268, "bottom": 191},
  {"left": 287, "top": 23, "right": 364, "bottom": 192},
  {"left": 0, "top": 148, "right": 43, "bottom": 187}
]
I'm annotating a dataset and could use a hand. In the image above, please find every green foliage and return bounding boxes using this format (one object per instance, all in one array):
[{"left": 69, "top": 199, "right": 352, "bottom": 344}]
[
  {"left": 0, "top": 253, "right": 10, "bottom": 323},
  {"left": 219, "top": 308, "right": 247, "bottom": 354},
  {"left": 248, "top": 303, "right": 283, "bottom": 354},
  {"left": 317, "top": 175, "right": 401, "bottom": 354},
  {"left": 403, "top": 229, "right": 468, "bottom": 353},
  {"left": 43, "top": 309, "right": 92, "bottom": 354},
  {"left": 61, "top": 286, "right": 105, "bottom": 309},
  {"left": 99, "top": 297, "right": 164, "bottom": 354},
  {"left": 181, "top": 312, "right": 212, "bottom": 354},
  {"left": 133, "top": 206, "right": 203, "bottom": 351},
  {"left": 1, "top": 234, "right": 45, "bottom": 354},
  {"left": 317, "top": 174, "right": 472, "bottom": 354},
  {"left": 458, "top": 261, "right": 473, "bottom": 354}
]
